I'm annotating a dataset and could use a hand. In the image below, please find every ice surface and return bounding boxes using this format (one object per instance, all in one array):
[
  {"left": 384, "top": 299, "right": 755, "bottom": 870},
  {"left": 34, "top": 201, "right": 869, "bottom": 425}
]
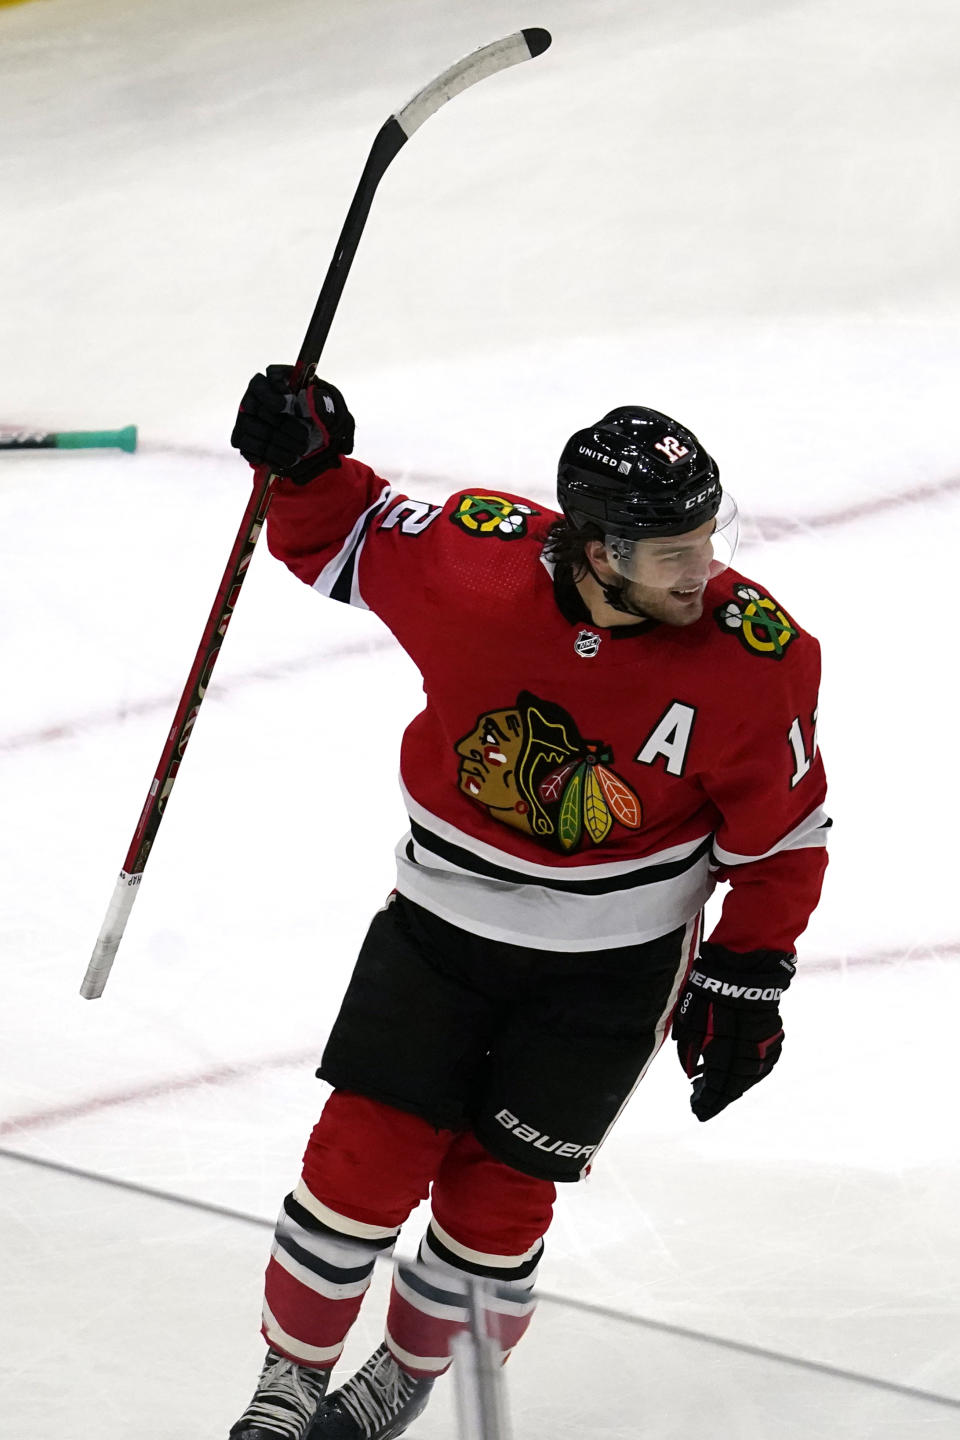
[{"left": 1, "top": 0, "right": 958, "bottom": 1436}]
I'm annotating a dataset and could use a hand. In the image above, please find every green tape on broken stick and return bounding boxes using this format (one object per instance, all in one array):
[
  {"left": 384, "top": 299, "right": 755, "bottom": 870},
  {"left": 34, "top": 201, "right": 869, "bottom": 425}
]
[
  {"left": 55, "top": 426, "right": 138, "bottom": 452},
  {"left": 0, "top": 426, "right": 138, "bottom": 453}
]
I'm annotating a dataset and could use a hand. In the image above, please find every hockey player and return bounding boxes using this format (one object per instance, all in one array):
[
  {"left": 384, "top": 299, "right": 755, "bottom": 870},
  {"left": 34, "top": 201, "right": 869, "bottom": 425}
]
[{"left": 227, "top": 367, "right": 829, "bottom": 1440}]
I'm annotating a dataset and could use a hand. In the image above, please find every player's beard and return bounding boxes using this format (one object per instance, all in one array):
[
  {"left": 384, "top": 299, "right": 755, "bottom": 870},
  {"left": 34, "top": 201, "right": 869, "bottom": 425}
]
[{"left": 606, "top": 577, "right": 706, "bottom": 627}]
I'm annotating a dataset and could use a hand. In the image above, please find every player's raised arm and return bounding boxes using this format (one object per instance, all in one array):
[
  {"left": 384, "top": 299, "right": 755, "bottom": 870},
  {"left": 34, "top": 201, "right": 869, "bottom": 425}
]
[
  {"left": 232, "top": 364, "right": 356, "bottom": 484},
  {"left": 231, "top": 365, "right": 403, "bottom": 595}
]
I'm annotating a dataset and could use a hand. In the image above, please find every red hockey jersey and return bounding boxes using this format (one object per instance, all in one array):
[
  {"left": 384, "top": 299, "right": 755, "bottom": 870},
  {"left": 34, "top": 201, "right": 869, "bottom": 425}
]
[{"left": 265, "top": 461, "right": 828, "bottom": 955}]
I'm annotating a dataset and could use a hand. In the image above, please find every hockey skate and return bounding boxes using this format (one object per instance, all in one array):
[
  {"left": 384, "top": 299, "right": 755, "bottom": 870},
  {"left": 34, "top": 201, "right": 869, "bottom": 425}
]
[
  {"left": 310, "top": 1344, "right": 435, "bottom": 1440},
  {"left": 229, "top": 1346, "right": 331, "bottom": 1440}
]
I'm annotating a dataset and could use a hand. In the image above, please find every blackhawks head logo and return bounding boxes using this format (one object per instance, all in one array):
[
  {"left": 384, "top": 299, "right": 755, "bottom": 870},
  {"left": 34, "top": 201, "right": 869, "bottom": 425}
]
[
  {"left": 715, "top": 584, "right": 798, "bottom": 659},
  {"left": 450, "top": 494, "right": 537, "bottom": 540},
  {"left": 455, "top": 691, "right": 642, "bottom": 853}
]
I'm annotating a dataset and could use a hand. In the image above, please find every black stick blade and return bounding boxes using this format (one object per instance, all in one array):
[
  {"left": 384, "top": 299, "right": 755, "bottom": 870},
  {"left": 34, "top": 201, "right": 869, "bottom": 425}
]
[{"left": 522, "top": 27, "right": 552, "bottom": 58}]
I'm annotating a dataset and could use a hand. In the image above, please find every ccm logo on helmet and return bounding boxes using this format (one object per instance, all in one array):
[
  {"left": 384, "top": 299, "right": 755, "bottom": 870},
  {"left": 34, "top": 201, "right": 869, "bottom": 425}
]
[
  {"left": 683, "top": 479, "right": 719, "bottom": 510},
  {"left": 495, "top": 1109, "right": 596, "bottom": 1161},
  {"left": 688, "top": 969, "right": 785, "bottom": 1002}
]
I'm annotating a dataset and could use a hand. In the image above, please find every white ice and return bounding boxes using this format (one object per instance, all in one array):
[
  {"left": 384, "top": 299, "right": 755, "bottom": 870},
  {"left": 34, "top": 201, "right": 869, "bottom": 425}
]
[{"left": 1, "top": 0, "right": 958, "bottom": 1436}]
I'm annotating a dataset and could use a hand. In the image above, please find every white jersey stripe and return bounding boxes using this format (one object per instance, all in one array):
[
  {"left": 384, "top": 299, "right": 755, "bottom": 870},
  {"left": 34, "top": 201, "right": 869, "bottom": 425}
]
[
  {"left": 713, "top": 805, "right": 831, "bottom": 866},
  {"left": 311, "top": 483, "right": 395, "bottom": 609},
  {"left": 401, "top": 781, "right": 711, "bottom": 882},
  {"left": 394, "top": 840, "right": 714, "bottom": 952}
]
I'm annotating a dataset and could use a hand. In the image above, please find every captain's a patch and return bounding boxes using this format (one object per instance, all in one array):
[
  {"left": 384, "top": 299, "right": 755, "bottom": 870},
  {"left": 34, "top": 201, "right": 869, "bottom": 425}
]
[{"left": 715, "top": 584, "right": 798, "bottom": 659}]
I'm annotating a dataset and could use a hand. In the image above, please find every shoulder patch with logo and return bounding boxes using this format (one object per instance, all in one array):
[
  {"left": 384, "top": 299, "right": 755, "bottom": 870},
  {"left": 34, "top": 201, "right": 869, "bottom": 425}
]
[
  {"left": 715, "top": 584, "right": 798, "bottom": 659},
  {"left": 450, "top": 494, "right": 538, "bottom": 540}
]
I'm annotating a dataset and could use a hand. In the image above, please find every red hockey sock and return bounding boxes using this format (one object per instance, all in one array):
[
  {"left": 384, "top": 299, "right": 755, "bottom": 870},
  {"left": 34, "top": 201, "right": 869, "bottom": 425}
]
[
  {"left": 385, "top": 1131, "right": 555, "bottom": 1374},
  {"left": 263, "top": 1091, "right": 457, "bottom": 1366}
]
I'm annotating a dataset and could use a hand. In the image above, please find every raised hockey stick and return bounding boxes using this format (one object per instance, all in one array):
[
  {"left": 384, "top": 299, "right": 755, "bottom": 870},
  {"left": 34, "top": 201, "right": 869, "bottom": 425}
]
[
  {"left": 80, "top": 26, "right": 551, "bottom": 999},
  {"left": 0, "top": 425, "right": 137, "bottom": 452}
]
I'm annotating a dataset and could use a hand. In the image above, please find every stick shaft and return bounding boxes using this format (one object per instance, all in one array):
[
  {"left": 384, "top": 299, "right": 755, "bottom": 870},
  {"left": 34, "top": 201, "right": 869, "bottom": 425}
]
[
  {"left": 119, "top": 471, "right": 274, "bottom": 882},
  {"left": 80, "top": 469, "right": 272, "bottom": 998},
  {"left": 81, "top": 27, "right": 550, "bottom": 999}
]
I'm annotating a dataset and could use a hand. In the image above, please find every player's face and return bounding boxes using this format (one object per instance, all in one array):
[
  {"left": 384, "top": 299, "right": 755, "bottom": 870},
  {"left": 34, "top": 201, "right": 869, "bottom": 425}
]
[
  {"left": 601, "top": 519, "right": 717, "bottom": 626},
  {"left": 624, "top": 520, "right": 715, "bottom": 624}
]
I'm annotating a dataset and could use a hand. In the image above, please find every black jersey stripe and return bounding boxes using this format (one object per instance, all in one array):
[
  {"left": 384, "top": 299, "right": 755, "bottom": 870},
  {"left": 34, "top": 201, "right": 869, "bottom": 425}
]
[
  {"left": 408, "top": 820, "right": 712, "bottom": 896},
  {"left": 329, "top": 495, "right": 392, "bottom": 605}
]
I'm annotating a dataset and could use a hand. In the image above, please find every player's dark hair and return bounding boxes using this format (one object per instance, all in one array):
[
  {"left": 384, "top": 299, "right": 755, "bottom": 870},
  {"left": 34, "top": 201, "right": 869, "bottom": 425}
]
[{"left": 542, "top": 516, "right": 602, "bottom": 578}]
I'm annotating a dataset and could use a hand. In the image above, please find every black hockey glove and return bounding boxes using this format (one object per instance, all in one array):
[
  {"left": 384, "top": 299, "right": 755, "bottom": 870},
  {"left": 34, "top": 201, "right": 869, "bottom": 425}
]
[
  {"left": 673, "top": 942, "right": 796, "bottom": 1122},
  {"left": 230, "top": 364, "right": 355, "bottom": 484}
]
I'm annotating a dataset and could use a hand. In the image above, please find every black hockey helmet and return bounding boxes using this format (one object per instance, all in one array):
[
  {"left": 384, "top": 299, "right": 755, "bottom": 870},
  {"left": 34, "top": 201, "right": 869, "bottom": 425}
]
[{"left": 557, "top": 406, "right": 722, "bottom": 539}]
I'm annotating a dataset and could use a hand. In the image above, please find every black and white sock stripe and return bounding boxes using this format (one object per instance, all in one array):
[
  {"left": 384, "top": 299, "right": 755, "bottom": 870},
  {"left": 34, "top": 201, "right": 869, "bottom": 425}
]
[
  {"left": 271, "top": 1184, "right": 400, "bottom": 1301},
  {"left": 393, "top": 1220, "right": 541, "bottom": 1327}
]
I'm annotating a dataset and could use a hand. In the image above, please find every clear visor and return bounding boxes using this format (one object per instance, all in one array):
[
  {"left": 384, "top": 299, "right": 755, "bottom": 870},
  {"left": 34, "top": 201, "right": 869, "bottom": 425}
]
[{"left": 604, "top": 493, "right": 739, "bottom": 591}]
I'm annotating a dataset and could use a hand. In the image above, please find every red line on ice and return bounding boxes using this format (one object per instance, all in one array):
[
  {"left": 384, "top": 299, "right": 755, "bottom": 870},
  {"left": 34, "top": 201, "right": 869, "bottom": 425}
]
[
  {"left": 0, "top": 636, "right": 391, "bottom": 754},
  {"left": 0, "top": 1049, "right": 319, "bottom": 1138},
  {"left": 1, "top": 470, "right": 958, "bottom": 758},
  {"left": 746, "top": 471, "right": 960, "bottom": 540},
  {"left": 2, "top": 942, "right": 956, "bottom": 1138}
]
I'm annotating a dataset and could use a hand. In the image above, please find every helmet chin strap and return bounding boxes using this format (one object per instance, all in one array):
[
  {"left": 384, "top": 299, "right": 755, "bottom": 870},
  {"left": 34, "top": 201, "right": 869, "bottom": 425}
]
[{"left": 584, "top": 557, "right": 649, "bottom": 619}]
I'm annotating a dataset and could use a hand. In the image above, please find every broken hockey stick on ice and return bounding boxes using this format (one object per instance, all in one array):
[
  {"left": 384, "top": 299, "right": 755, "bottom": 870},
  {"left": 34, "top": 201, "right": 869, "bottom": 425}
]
[
  {"left": 0, "top": 426, "right": 137, "bottom": 452},
  {"left": 80, "top": 27, "right": 551, "bottom": 999}
]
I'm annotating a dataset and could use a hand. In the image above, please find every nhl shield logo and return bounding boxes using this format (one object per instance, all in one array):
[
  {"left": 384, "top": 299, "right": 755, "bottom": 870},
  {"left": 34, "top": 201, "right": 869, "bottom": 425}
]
[{"left": 574, "top": 629, "right": 602, "bottom": 659}]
